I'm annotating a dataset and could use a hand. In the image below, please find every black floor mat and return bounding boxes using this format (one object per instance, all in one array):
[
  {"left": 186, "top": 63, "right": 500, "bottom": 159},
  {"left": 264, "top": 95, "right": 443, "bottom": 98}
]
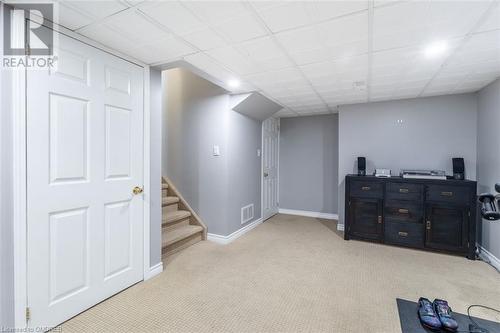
[{"left": 397, "top": 298, "right": 500, "bottom": 333}]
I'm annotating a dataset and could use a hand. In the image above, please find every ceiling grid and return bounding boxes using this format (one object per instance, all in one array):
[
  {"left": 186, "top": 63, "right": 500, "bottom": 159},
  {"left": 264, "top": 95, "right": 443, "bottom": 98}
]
[{"left": 50, "top": 0, "right": 500, "bottom": 117}]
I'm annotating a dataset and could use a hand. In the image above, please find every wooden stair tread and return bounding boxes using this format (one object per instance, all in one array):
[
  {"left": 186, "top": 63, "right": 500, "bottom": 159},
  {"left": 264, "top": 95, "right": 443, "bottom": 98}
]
[
  {"left": 162, "top": 183, "right": 169, "bottom": 189},
  {"left": 163, "top": 196, "right": 179, "bottom": 206},
  {"left": 162, "top": 224, "right": 203, "bottom": 248},
  {"left": 163, "top": 210, "right": 191, "bottom": 225}
]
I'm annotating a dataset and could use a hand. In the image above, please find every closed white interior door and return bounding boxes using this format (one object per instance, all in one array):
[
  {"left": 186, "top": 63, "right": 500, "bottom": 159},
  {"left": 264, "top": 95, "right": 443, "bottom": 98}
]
[
  {"left": 262, "top": 117, "right": 279, "bottom": 221},
  {"left": 27, "top": 27, "right": 144, "bottom": 328}
]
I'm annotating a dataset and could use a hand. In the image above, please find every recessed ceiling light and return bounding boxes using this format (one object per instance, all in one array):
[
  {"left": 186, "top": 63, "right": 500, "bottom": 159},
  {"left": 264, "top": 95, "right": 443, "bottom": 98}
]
[
  {"left": 227, "top": 79, "right": 241, "bottom": 88},
  {"left": 423, "top": 41, "right": 448, "bottom": 58}
]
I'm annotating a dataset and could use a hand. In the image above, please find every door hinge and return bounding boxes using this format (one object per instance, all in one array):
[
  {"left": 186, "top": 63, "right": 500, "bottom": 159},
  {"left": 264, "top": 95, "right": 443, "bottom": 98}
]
[
  {"left": 468, "top": 211, "right": 470, "bottom": 217},
  {"left": 26, "top": 307, "right": 31, "bottom": 322}
]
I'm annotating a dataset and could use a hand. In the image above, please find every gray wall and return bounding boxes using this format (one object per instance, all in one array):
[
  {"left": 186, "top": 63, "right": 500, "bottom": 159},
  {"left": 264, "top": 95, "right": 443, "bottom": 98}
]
[
  {"left": 279, "top": 114, "right": 339, "bottom": 214},
  {"left": 1, "top": 2, "right": 15, "bottom": 327},
  {"left": 338, "top": 94, "right": 478, "bottom": 225},
  {"left": 163, "top": 68, "right": 262, "bottom": 236},
  {"left": 149, "top": 68, "right": 162, "bottom": 267},
  {"left": 477, "top": 78, "right": 500, "bottom": 260},
  {"left": 227, "top": 111, "right": 262, "bottom": 234}
]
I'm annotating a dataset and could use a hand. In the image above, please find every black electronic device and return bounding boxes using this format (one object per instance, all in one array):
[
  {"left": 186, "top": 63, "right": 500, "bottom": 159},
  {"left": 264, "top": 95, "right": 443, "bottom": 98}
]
[
  {"left": 357, "top": 157, "right": 366, "bottom": 176},
  {"left": 452, "top": 157, "right": 465, "bottom": 180}
]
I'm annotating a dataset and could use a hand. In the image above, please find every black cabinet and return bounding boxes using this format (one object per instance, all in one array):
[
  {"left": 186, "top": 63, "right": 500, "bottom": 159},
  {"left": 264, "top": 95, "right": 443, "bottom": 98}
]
[
  {"left": 348, "top": 198, "right": 383, "bottom": 241},
  {"left": 425, "top": 204, "right": 469, "bottom": 253},
  {"left": 345, "top": 175, "right": 477, "bottom": 259}
]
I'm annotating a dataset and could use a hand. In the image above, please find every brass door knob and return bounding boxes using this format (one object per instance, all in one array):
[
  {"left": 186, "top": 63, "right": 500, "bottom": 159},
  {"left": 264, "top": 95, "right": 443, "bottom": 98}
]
[{"left": 133, "top": 186, "right": 144, "bottom": 195}]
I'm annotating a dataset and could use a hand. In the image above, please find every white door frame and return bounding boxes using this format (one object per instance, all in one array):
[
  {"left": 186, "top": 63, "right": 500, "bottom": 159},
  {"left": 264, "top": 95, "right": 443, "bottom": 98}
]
[
  {"left": 261, "top": 117, "right": 280, "bottom": 221},
  {"left": 11, "top": 19, "right": 154, "bottom": 328}
]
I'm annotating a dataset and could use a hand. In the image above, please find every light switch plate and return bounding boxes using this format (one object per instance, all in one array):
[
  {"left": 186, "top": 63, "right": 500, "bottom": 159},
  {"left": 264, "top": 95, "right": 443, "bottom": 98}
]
[{"left": 213, "top": 145, "right": 220, "bottom": 156}]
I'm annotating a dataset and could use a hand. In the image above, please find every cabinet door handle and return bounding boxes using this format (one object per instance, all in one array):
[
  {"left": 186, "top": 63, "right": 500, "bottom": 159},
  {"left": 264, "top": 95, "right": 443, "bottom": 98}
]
[
  {"left": 426, "top": 220, "right": 431, "bottom": 230},
  {"left": 361, "top": 186, "right": 371, "bottom": 191},
  {"left": 398, "top": 231, "right": 408, "bottom": 237},
  {"left": 399, "top": 188, "right": 409, "bottom": 193},
  {"left": 378, "top": 216, "right": 382, "bottom": 224},
  {"left": 440, "top": 191, "right": 453, "bottom": 197},
  {"left": 398, "top": 208, "right": 409, "bottom": 214}
]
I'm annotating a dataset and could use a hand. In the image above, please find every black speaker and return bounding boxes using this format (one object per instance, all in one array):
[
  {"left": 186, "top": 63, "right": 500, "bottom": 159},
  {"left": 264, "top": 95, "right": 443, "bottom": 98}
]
[
  {"left": 357, "top": 157, "right": 366, "bottom": 176},
  {"left": 452, "top": 158, "right": 465, "bottom": 180}
]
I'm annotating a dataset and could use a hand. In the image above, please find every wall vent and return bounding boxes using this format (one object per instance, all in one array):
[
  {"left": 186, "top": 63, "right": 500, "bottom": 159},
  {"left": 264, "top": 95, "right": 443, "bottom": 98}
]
[{"left": 241, "top": 204, "right": 254, "bottom": 224}]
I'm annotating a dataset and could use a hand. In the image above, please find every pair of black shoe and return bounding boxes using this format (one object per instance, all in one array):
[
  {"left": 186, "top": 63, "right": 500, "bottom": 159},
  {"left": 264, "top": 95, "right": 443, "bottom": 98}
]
[{"left": 418, "top": 298, "right": 459, "bottom": 332}]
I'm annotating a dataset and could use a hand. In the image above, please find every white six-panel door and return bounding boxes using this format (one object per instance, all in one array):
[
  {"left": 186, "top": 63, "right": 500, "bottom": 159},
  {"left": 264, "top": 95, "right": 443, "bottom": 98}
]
[
  {"left": 26, "top": 28, "right": 144, "bottom": 328},
  {"left": 262, "top": 117, "right": 279, "bottom": 221}
]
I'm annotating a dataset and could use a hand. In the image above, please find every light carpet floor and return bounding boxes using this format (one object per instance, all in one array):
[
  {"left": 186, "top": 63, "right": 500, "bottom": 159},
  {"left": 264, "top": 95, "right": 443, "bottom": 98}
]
[{"left": 61, "top": 214, "right": 500, "bottom": 333}]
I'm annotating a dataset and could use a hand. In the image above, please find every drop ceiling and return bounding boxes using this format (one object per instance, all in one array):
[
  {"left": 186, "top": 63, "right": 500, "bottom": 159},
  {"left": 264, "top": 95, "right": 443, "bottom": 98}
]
[{"left": 51, "top": 0, "right": 500, "bottom": 117}]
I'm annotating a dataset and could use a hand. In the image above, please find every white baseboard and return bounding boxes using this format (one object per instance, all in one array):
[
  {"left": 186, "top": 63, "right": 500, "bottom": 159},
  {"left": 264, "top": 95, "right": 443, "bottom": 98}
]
[
  {"left": 337, "top": 224, "right": 345, "bottom": 231},
  {"left": 208, "top": 218, "right": 263, "bottom": 245},
  {"left": 144, "top": 262, "right": 163, "bottom": 280},
  {"left": 278, "top": 208, "right": 338, "bottom": 220},
  {"left": 477, "top": 244, "right": 500, "bottom": 272}
]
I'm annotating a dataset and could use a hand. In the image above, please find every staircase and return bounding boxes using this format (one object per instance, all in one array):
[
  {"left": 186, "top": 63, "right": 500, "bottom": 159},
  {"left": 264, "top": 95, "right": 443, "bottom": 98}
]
[{"left": 162, "top": 178, "right": 207, "bottom": 259}]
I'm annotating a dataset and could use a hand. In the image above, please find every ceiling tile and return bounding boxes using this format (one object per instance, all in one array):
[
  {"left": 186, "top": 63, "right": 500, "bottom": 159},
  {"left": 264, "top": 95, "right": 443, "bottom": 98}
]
[
  {"left": 184, "top": 52, "right": 235, "bottom": 83},
  {"left": 56, "top": 2, "right": 94, "bottom": 30},
  {"left": 181, "top": 29, "right": 228, "bottom": 51},
  {"left": 373, "top": 1, "right": 490, "bottom": 51},
  {"left": 249, "top": 1, "right": 284, "bottom": 12},
  {"left": 65, "top": 1, "right": 128, "bottom": 22},
  {"left": 78, "top": 23, "right": 138, "bottom": 55},
  {"left": 139, "top": 2, "right": 204, "bottom": 35},
  {"left": 475, "top": 2, "right": 500, "bottom": 33},
  {"left": 245, "top": 67, "right": 304, "bottom": 89},
  {"left": 105, "top": 10, "right": 167, "bottom": 44},
  {"left": 123, "top": 0, "right": 145, "bottom": 6},
  {"left": 212, "top": 13, "right": 267, "bottom": 43},
  {"left": 275, "top": 25, "right": 323, "bottom": 54},
  {"left": 274, "top": 109, "right": 299, "bottom": 117},
  {"left": 288, "top": 47, "right": 332, "bottom": 66},
  {"left": 235, "top": 36, "right": 293, "bottom": 70},
  {"left": 327, "top": 41, "right": 369, "bottom": 60},
  {"left": 306, "top": 1, "right": 368, "bottom": 23},
  {"left": 206, "top": 46, "right": 260, "bottom": 75},
  {"left": 257, "top": 2, "right": 310, "bottom": 33},
  {"left": 183, "top": 1, "right": 247, "bottom": 25},
  {"left": 317, "top": 12, "right": 368, "bottom": 47},
  {"left": 141, "top": 36, "right": 196, "bottom": 64}
]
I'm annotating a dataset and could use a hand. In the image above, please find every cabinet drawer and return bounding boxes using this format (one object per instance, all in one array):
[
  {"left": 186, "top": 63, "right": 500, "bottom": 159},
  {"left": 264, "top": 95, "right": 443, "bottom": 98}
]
[
  {"left": 385, "top": 221, "right": 424, "bottom": 248},
  {"left": 386, "top": 183, "right": 423, "bottom": 201},
  {"left": 384, "top": 200, "right": 423, "bottom": 223},
  {"left": 350, "top": 181, "right": 383, "bottom": 198},
  {"left": 426, "top": 185, "right": 470, "bottom": 204}
]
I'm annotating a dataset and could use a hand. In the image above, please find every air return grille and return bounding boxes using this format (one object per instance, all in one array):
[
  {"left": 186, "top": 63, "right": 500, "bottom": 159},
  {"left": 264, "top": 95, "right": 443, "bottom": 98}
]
[{"left": 241, "top": 204, "right": 254, "bottom": 224}]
